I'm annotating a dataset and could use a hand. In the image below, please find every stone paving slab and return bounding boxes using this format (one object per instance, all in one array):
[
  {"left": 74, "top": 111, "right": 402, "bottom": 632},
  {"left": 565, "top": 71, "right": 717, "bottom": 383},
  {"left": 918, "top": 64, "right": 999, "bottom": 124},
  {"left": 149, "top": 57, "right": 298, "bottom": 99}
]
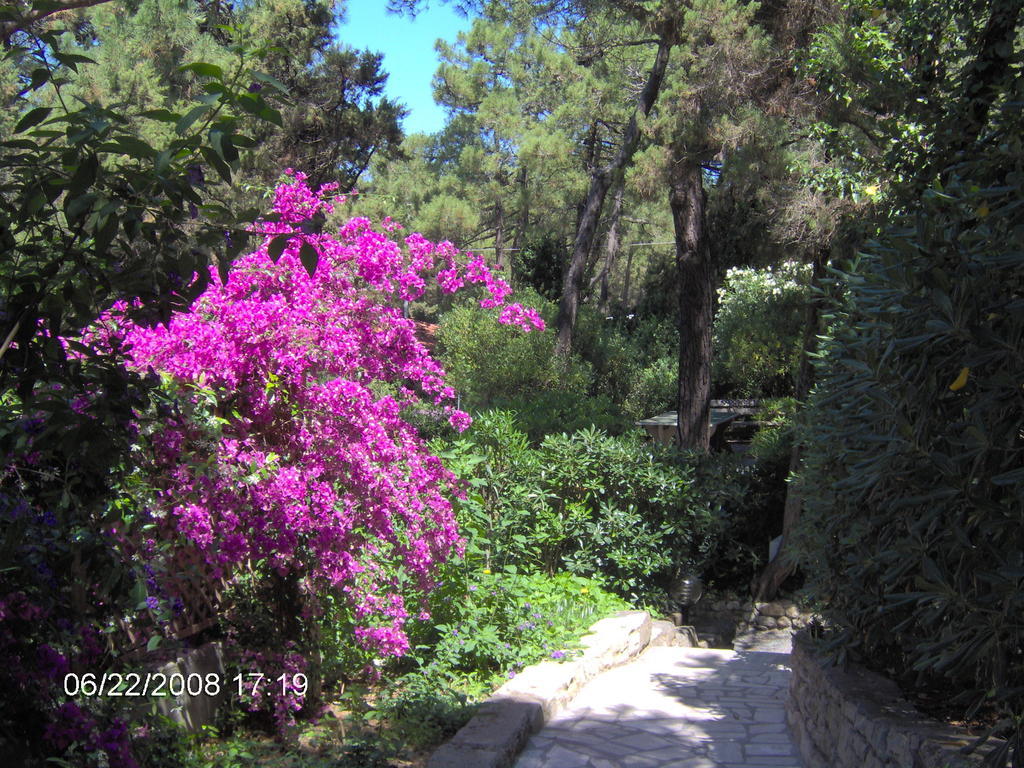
[{"left": 513, "top": 646, "right": 803, "bottom": 768}]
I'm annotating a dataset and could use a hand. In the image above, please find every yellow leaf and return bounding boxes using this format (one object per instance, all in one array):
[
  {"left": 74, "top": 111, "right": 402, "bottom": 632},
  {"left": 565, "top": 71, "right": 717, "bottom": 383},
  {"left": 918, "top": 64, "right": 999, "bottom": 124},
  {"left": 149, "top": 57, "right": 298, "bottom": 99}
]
[
  {"left": 949, "top": 367, "right": 970, "bottom": 391},
  {"left": 976, "top": 204, "right": 990, "bottom": 218},
  {"left": 864, "top": 184, "right": 879, "bottom": 196}
]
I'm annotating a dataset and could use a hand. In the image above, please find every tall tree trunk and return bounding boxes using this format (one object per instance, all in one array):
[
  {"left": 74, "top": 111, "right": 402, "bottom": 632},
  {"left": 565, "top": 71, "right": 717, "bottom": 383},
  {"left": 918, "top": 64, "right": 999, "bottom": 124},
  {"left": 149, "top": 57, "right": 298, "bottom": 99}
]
[
  {"left": 554, "top": 32, "right": 673, "bottom": 357},
  {"left": 590, "top": 182, "right": 624, "bottom": 313},
  {"left": 494, "top": 199, "right": 506, "bottom": 269},
  {"left": 621, "top": 245, "right": 635, "bottom": 308},
  {"left": 512, "top": 166, "right": 529, "bottom": 255},
  {"left": 753, "top": 249, "right": 828, "bottom": 600},
  {"left": 670, "top": 160, "right": 713, "bottom": 451}
]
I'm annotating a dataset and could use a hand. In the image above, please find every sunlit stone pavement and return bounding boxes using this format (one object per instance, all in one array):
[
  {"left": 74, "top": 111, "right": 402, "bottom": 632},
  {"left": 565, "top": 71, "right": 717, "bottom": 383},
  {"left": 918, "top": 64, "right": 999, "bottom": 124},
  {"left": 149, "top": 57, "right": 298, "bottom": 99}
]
[{"left": 513, "top": 644, "right": 802, "bottom": 768}]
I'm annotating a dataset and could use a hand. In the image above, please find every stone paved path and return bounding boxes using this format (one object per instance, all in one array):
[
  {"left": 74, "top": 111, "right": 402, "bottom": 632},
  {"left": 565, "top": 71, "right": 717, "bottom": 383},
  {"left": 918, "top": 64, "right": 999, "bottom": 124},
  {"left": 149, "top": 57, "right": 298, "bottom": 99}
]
[{"left": 513, "top": 644, "right": 802, "bottom": 768}]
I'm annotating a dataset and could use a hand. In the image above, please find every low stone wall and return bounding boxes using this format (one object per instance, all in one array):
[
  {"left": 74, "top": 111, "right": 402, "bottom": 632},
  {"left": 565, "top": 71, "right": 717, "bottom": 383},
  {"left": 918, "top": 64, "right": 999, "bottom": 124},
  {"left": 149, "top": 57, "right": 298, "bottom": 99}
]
[
  {"left": 787, "top": 632, "right": 1002, "bottom": 768},
  {"left": 685, "top": 594, "right": 814, "bottom": 646},
  {"left": 427, "top": 611, "right": 689, "bottom": 768}
]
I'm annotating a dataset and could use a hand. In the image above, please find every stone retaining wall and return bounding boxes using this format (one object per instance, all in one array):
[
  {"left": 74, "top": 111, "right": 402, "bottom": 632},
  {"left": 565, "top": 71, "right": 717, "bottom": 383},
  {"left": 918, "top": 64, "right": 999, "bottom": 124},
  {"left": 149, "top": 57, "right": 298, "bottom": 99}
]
[
  {"left": 686, "top": 594, "right": 813, "bottom": 646},
  {"left": 787, "top": 632, "right": 1002, "bottom": 768},
  {"left": 427, "top": 611, "right": 689, "bottom": 768}
]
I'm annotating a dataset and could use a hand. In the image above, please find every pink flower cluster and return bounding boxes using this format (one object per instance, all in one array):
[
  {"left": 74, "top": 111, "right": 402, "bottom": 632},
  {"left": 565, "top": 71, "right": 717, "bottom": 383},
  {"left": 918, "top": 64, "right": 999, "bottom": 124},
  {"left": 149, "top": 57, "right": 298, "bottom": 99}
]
[
  {"left": 99, "top": 172, "right": 542, "bottom": 657},
  {"left": 237, "top": 646, "right": 308, "bottom": 731}
]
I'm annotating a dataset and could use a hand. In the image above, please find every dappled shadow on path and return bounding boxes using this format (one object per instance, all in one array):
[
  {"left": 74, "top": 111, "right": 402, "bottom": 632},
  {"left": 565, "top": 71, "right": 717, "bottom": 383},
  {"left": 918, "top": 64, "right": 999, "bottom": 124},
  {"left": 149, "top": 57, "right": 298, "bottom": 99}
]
[{"left": 514, "top": 647, "right": 801, "bottom": 768}]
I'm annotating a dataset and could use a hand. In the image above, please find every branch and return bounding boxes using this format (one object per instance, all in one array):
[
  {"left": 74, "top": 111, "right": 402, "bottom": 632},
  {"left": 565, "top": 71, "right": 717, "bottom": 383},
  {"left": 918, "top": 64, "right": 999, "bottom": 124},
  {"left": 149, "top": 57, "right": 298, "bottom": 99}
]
[{"left": 2, "top": 0, "right": 115, "bottom": 43}]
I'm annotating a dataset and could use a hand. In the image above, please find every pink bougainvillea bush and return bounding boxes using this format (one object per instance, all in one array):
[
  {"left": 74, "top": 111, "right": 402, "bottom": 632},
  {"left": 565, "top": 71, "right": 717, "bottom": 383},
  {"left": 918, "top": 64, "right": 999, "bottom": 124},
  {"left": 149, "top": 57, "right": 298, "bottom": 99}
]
[{"left": 91, "top": 172, "right": 542, "bottom": 720}]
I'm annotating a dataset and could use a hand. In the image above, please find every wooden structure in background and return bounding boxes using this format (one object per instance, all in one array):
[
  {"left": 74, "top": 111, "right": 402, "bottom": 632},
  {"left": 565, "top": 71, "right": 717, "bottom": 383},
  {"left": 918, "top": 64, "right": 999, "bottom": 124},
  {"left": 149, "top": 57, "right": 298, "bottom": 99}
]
[{"left": 636, "top": 400, "right": 760, "bottom": 450}]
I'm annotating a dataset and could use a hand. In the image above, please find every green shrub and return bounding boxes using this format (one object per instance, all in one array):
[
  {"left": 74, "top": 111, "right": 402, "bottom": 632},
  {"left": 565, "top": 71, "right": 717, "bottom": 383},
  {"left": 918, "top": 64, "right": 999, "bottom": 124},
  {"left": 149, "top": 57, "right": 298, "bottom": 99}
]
[
  {"left": 688, "top": 452, "right": 784, "bottom": 591},
  {"left": 436, "top": 289, "right": 587, "bottom": 407},
  {"left": 748, "top": 397, "right": 800, "bottom": 467},
  {"left": 434, "top": 412, "right": 720, "bottom": 606},
  {"left": 490, "top": 388, "right": 625, "bottom": 440},
  {"left": 407, "top": 570, "right": 629, "bottom": 685},
  {"left": 436, "top": 291, "right": 626, "bottom": 437},
  {"left": 795, "top": 157, "right": 1024, "bottom": 759},
  {"left": 712, "top": 262, "right": 809, "bottom": 397},
  {"left": 622, "top": 356, "right": 677, "bottom": 421},
  {"left": 368, "top": 675, "right": 475, "bottom": 751}
]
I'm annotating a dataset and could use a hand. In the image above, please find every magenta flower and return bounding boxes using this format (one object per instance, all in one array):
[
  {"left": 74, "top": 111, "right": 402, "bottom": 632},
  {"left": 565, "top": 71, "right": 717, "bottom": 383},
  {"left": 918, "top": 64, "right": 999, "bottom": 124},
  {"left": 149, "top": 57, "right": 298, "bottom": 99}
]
[{"left": 87, "top": 171, "right": 542, "bottom": 659}]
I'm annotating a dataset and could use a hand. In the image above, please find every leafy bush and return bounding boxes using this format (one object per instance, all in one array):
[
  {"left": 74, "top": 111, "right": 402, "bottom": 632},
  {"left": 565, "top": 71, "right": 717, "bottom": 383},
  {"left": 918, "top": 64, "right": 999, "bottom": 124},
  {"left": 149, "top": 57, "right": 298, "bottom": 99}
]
[
  {"left": 687, "top": 452, "right": 786, "bottom": 591},
  {"left": 369, "top": 675, "right": 474, "bottom": 752},
  {"left": 434, "top": 412, "right": 720, "bottom": 606},
  {"left": 437, "top": 289, "right": 570, "bottom": 402},
  {"left": 436, "top": 291, "right": 626, "bottom": 437},
  {"left": 408, "top": 569, "right": 629, "bottom": 684},
  {"left": 712, "top": 262, "right": 809, "bottom": 397},
  {"left": 622, "top": 356, "right": 677, "bottom": 421},
  {"left": 438, "top": 295, "right": 686, "bottom": 436},
  {"left": 795, "top": 157, "right": 1024, "bottom": 760},
  {"left": 573, "top": 310, "right": 681, "bottom": 424},
  {"left": 748, "top": 397, "right": 799, "bottom": 467}
]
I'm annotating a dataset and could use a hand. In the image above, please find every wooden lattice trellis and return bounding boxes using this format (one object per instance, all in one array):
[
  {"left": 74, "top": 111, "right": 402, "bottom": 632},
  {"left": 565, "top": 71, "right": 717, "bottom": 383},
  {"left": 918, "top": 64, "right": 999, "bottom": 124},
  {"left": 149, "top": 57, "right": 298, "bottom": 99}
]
[{"left": 116, "top": 545, "right": 231, "bottom": 655}]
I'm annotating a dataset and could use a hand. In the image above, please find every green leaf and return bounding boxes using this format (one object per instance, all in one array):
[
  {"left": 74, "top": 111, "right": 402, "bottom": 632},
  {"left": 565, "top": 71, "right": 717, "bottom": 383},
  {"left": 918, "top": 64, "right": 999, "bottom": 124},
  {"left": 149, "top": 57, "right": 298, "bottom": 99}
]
[
  {"left": 146, "top": 636, "right": 162, "bottom": 652},
  {"left": 209, "top": 127, "right": 238, "bottom": 163},
  {"left": 200, "top": 146, "right": 232, "bottom": 183},
  {"left": 15, "top": 107, "right": 51, "bottom": 133},
  {"left": 111, "top": 135, "right": 155, "bottom": 159},
  {"left": 68, "top": 153, "right": 99, "bottom": 198},
  {"left": 299, "top": 240, "right": 319, "bottom": 277},
  {"left": 53, "top": 52, "right": 96, "bottom": 72},
  {"left": 154, "top": 149, "right": 172, "bottom": 176},
  {"left": 267, "top": 234, "right": 290, "bottom": 262},
  {"left": 27, "top": 67, "right": 50, "bottom": 91},
  {"left": 140, "top": 108, "right": 180, "bottom": 123},
  {"left": 64, "top": 192, "right": 97, "bottom": 222},
  {"left": 991, "top": 468, "right": 1024, "bottom": 486},
  {"left": 217, "top": 257, "right": 231, "bottom": 286},
  {"left": 176, "top": 105, "right": 211, "bottom": 136},
  {"left": 249, "top": 69, "right": 290, "bottom": 95},
  {"left": 179, "top": 61, "right": 224, "bottom": 80},
  {"left": 94, "top": 211, "right": 119, "bottom": 253},
  {"left": 258, "top": 105, "right": 283, "bottom": 127}
]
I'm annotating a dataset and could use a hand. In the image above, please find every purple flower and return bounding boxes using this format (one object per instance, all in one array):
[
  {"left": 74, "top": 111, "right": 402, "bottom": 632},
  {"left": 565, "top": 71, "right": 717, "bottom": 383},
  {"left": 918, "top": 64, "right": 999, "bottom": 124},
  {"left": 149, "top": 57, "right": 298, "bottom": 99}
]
[
  {"left": 550, "top": 650, "right": 565, "bottom": 660},
  {"left": 36, "top": 644, "right": 69, "bottom": 679}
]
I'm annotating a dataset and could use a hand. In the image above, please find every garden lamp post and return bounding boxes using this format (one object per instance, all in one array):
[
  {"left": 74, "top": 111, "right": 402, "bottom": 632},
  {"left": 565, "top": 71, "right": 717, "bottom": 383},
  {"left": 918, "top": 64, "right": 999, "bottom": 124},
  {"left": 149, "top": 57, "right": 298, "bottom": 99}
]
[{"left": 670, "top": 573, "right": 703, "bottom": 624}]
